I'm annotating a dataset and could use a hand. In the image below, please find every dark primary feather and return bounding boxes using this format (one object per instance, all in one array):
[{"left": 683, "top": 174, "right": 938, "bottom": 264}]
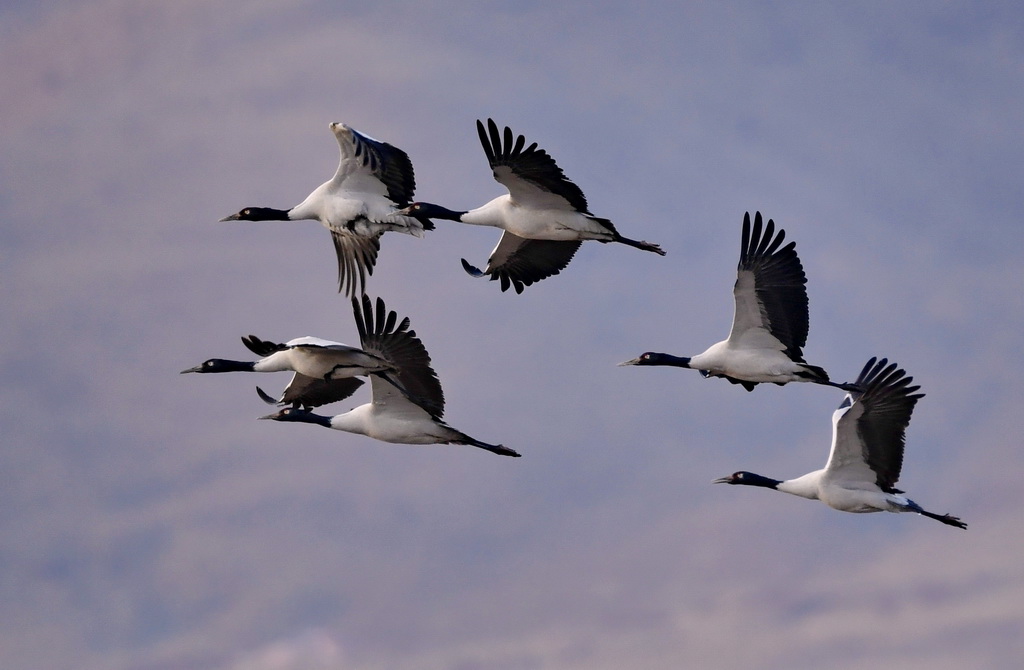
[
  {"left": 850, "top": 357, "right": 924, "bottom": 493},
  {"left": 279, "top": 376, "right": 365, "bottom": 409},
  {"left": 257, "top": 375, "right": 365, "bottom": 410},
  {"left": 721, "top": 375, "right": 758, "bottom": 392},
  {"left": 739, "top": 211, "right": 810, "bottom": 361},
  {"left": 349, "top": 128, "right": 417, "bottom": 206},
  {"left": 462, "top": 235, "right": 582, "bottom": 294},
  {"left": 332, "top": 230, "right": 381, "bottom": 298},
  {"left": 476, "top": 118, "right": 590, "bottom": 212},
  {"left": 353, "top": 294, "right": 445, "bottom": 418},
  {"left": 241, "top": 335, "right": 289, "bottom": 357}
]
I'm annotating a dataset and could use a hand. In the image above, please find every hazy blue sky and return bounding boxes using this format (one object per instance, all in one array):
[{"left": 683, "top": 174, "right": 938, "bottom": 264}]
[{"left": 3, "top": 2, "right": 1023, "bottom": 668}]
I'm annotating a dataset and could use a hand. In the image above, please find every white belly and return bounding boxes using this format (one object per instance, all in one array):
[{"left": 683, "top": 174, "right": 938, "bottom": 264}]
[
  {"left": 690, "top": 341, "right": 804, "bottom": 382},
  {"left": 463, "top": 198, "right": 614, "bottom": 241}
]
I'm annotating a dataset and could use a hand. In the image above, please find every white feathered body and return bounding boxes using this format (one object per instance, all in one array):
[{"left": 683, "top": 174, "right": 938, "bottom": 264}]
[
  {"left": 252, "top": 337, "right": 390, "bottom": 379},
  {"left": 327, "top": 402, "right": 461, "bottom": 445},
  {"left": 290, "top": 182, "right": 426, "bottom": 237},
  {"left": 775, "top": 403, "right": 915, "bottom": 514},
  {"left": 688, "top": 336, "right": 814, "bottom": 383},
  {"left": 460, "top": 193, "right": 615, "bottom": 242}
]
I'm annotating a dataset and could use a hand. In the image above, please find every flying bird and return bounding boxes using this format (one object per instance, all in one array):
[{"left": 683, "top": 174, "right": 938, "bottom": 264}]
[
  {"left": 620, "top": 211, "right": 853, "bottom": 391},
  {"left": 182, "top": 335, "right": 368, "bottom": 410},
  {"left": 713, "top": 357, "right": 967, "bottom": 529},
  {"left": 399, "top": 118, "right": 664, "bottom": 293},
  {"left": 220, "top": 122, "right": 433, "bottom": 297},
  {"left": 259, "top": 295, "right": 519, "bottom": 458},
  {"left": 181, "top": 297, "right": 433, "bottom": 412}
]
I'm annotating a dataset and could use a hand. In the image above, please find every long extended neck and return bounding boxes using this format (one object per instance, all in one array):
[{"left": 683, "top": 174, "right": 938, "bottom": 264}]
[
  {"left": 258, "top": 206, "right": 293, "bottom": 220},
  {"left": 643, "top": 353, "right": 693, "bottom": 368},
  {"left": 735, "top": 472, "right": 783, "bottom": 489},
  {"left": 216, "top": 359, "right": 256, "bottom": 372},
  {"left": 273, "top": 409, "right": 333, "bottom": 428},
  {"left": 182, "top": 359, "right": 255, "bottom": 374},
  {"left": 718, "top": 471, "right": 819, "bottom": 500},
  {"left": 235, "top": 206, "right": 294, "bottom": 221},
  {"left": 410, "top": 202, "right": 468, "bottom": 222}
]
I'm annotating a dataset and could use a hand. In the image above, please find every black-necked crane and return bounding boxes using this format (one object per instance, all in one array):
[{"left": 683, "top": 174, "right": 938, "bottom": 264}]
[
  {"left": 398, "top": 118, "right": 664, "bottom": 293},
  {"left": 259, "top": 295, "right": 520, "bottom": 458},
  {"left": 620, "top": 211, "right": 854, "bottom": 391},
  {"left": 182, "top": 335, "right": 368, "bottom": 410},
  {"left": 181, "top": 296, "right": 430, "bottom": 413},
  {"left": 713, "top": 357, "right": 967, "bottom": 529},
  {"left": 220, "top": 122, "right": 433, "bottom": 297}
]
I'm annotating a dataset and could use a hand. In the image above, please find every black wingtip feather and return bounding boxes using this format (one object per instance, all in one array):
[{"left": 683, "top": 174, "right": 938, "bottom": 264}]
[
  {"left": 474, "top": 118, "right": 590, "bottom": 213},
  {"left": 352, "top": 293, "right": 447, "bottom": 418},
  {"left": 740, "top": 211, "right": 751, "bottom": 265},
  {"left": 476, "top": 119, "right": 493, "bottom": 163},
  {"left": 352, "top": 295, "right": 369, "bottom": 342},
  {"left": 255, "top": 386, "right": 278, "bottom": 405},
  {"left": 381, "top": 302, "right": 397, "bottom": 334},
  {"left": 241, "top": 335, "right": 287, "bottom": 357},
  {"left": 461, "top": 258, "right": 487, "bottom": 278}
]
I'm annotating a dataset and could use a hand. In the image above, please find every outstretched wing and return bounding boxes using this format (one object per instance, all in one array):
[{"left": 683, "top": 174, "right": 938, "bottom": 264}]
[
  {"left": 241, "top": 335, "right": 289, "bottom": 357},
  {"left": 258, "top": 375, "right": 365, "bottom": 410},
  {"left": 352, "top": 294, "right": 445, "bottom": 418},
  {"left": 728, "top": 211, "right": 810, "bottom": 361},
  {"left": 826, "top": 357, "right": 924, "bottom": 492},
  {"left": 331, "top": 230, "right": 381, "bottom": 298},
  {"left": 461, "top": 231, "right": 582, "bottom": 294},
  {"left": 331, "top": 123, "right": 417, "bottom": 206},
  {"left": 477, "top": 118, "right": 589, "bottom": 213}
]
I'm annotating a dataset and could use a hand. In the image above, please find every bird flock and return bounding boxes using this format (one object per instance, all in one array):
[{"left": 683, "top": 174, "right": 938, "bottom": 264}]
[{"left": 184, "top": 118, "right": 966, "bottom": 530}]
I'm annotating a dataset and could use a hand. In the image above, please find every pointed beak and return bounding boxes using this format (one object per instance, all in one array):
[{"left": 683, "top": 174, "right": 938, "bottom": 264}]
[
  {"left": 618, "top": 357, "right": 642, "bottom": 367},
  {"left": 258, "top": 411, "right": 284, "bottom": 421},
  {"left": 218, "top": 213, "right": 241, "bottom": 222},
  {"left": 180, "top": 365, "right": 202, "bottom": 374},
  {"left": 711, "top": 476, "right": 733, "bottom": 485}
]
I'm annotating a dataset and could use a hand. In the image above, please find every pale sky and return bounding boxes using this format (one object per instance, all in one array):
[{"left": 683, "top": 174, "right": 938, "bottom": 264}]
[{"left": 3, "top": 2, "right": 1023, "bottom": 669}]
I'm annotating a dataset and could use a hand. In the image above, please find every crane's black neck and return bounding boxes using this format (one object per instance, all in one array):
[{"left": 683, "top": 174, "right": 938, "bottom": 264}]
[
  {"left": 638, "top": 353, "right": 692, "bottom": 368},
  {"left": 194, "top": 359, "right": 256, "bottom": 373},
  {"left": 409, "top": 202, "right": 467, "bottom": 222},
  {"left": 730, "top": 471, "right": 782, "bottom": 489},
  {"left": 236, "top": 206, "right": 292, "bottom": 221},
  {"left": 277, "top": 408, "right": 332, "bottom": 427}
]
